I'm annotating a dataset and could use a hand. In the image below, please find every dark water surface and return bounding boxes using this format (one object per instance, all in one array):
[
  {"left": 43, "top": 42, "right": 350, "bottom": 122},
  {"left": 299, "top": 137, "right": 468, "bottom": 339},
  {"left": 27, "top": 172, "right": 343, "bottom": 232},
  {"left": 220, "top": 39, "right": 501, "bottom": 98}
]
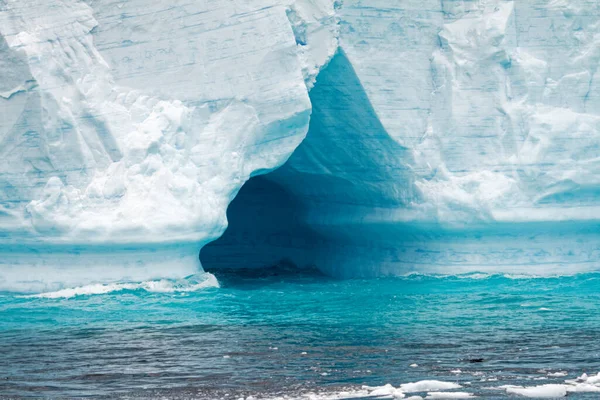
[{"left": 1, "top": 269, "right": 600, "bottom": 398}]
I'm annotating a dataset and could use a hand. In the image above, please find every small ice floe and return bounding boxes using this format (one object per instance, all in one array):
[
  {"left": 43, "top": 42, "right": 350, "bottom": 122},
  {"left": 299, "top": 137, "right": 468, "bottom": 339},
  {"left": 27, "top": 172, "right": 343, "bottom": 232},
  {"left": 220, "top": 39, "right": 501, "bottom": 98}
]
[
  {"left": 400, "top": 380, "right": 462, "bottom": 393},
  {"left": 410, "top": 363, "right": 419, "bottom": 368},
  {"left": 564, "top": 372, "right": 600, "bottom": 392},
  {"left": 547, "top": 371, "right": 567, "bottom": 377},
  {"left": 223, "top": 355, "right": 230, "bottom": 359},
  {"left": 505, "top": 384, "right": 568, "bottom": 398},
  {"left": 567, "top": 372, "right": 600, "bottom": 385},
  {"left": 250, "top": 381, "right": 476, "bottom": 400},
  {"left": 500, "top": 372, "right": 600, "bottom": 398},
  {"left": 364, "top": 383, "right": 405, "bottom": 398},
  {"left": 425, "top": 392, "right": 476, "bottom": 399},
  {"left": 301, "top": 352, "right": 308, "bottom": 355},
  {"left": 566, "top": 384, "right": 600, "bottom": 393}
]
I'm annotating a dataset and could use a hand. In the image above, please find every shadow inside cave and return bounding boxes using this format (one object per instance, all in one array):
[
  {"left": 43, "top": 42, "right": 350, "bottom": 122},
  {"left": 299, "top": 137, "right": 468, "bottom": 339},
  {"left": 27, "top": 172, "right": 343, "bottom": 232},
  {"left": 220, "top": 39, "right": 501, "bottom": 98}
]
[
  {"left": 201, "top": 49, "right": 413, "bottom": 278},
  {"left": 200, "top": 174, "right": 326, "bottom": 274}
]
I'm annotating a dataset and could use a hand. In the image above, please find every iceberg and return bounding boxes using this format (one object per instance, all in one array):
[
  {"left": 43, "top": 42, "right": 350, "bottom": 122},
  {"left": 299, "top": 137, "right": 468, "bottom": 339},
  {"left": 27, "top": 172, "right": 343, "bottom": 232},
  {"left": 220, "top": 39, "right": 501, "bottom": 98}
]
[
  {"left": 0, "top": 0, "right": 338, "bottom": 291},
  {"left": 2, "top": 0, "right": 600, "bottom": 291},
  {"left": 202, "top": 1, "right": 600, "bottom": 277}
]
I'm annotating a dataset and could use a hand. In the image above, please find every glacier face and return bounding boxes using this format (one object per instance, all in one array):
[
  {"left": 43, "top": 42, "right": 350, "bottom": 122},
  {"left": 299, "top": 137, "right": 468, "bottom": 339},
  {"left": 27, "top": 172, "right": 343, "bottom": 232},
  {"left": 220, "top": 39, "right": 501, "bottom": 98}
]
[
  {"left": 203, "top": 0, "right": 600, "bottom": 277},
  {"left": 2, "top": 0, "right": 600, "bottom": 290},
  {"left": 0, "top": 0, "right": 338, "bottom": 291}
]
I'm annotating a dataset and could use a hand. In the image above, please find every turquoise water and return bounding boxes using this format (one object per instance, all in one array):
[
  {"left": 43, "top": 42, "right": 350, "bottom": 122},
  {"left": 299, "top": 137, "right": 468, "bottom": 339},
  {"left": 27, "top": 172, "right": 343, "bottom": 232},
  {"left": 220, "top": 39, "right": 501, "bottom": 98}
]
[{"left": 1, "top": 269, "right": 600, "bottom": 398}]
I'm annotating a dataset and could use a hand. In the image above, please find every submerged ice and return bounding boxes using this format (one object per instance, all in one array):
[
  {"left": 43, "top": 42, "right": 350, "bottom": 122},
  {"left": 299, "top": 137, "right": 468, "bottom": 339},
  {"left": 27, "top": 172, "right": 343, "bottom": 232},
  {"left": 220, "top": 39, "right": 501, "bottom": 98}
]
[{"left": 2, "top": 0, "right": 600, "bottom": 290}]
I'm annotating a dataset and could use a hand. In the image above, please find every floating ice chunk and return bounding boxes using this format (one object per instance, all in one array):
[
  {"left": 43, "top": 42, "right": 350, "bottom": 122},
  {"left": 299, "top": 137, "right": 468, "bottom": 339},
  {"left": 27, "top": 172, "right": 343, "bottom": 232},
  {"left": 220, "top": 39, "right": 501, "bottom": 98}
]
[
  {"left": 562, "top": 372, "right": 600, "bottom": 392},
  {"left": 400, "top": 381, "right": 462, "bottom": 393},
  {"left": 366, "top": 384, "right": 405, "bottom": 398},
  {"left": 504, "top": 384, "right": 567, "bottom": 398},
  {"left": 582, "top": 372, "right": 600, "bottom": 385},
  {"left": 547, "top": 372, "right": 567, "bottom": 377},
  {"left": 425, "top": 393, "right": 475, "bottom": 399},
  {"left": 566, "top": 384, "right": 600, "bottom": 393}
]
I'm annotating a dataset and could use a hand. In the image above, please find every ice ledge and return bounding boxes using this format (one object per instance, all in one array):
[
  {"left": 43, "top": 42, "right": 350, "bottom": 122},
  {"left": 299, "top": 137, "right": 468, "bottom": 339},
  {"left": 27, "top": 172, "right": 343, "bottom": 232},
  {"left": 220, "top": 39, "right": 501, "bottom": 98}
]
[{"left": 0, "top": 244, "right": 201, "bottom": 293}]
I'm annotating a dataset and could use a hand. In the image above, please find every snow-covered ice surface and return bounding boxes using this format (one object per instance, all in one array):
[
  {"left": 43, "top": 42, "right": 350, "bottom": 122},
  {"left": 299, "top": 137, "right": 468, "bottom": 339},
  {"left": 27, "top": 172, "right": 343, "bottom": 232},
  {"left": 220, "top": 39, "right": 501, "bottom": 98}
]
[{"left": 4, "top": 0, "right": 600, "bottom": 290}]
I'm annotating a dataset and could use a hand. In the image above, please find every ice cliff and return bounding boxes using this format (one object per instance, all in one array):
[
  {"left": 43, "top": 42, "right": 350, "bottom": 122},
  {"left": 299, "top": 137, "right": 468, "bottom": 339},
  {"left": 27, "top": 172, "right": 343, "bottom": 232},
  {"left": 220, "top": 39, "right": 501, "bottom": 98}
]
[{"left": 2, "top": 0, "right": 600, "bottom": 291}]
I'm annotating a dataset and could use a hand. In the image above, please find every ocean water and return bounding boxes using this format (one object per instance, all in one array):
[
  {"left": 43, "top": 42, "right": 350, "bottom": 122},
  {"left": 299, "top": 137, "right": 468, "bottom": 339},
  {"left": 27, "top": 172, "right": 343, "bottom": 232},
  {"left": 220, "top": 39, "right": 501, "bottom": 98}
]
[{"left": 1, "top": 268, "right": 600, "bottom": 399}]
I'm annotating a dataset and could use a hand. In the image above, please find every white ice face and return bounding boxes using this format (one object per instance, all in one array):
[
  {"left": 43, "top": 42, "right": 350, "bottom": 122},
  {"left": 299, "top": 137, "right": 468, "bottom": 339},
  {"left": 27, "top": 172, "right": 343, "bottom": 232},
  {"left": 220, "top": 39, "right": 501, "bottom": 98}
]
[{"left": 0, "top": 0, "right": 338, "bottom": 291}]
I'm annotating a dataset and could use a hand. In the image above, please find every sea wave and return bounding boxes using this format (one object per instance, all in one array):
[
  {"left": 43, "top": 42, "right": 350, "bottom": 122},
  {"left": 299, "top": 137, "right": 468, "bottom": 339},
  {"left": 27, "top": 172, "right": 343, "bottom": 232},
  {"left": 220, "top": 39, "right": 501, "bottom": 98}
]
[
  {"left": 398, "top": 271, "right": 600, "bottom": 281},
  {"left": 24, "top": 273, "right": 219, "bottom": 299}
]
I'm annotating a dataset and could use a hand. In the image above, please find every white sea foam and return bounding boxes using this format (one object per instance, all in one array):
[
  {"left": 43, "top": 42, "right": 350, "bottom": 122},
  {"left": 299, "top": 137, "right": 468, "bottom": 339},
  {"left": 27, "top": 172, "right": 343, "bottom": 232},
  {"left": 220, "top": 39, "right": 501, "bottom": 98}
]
[
  {"left": 399, "top": 272, "right": 590, "bottom": 281},
  {"left": 25, "top": 273, "right": 219, "bottom": 299}
]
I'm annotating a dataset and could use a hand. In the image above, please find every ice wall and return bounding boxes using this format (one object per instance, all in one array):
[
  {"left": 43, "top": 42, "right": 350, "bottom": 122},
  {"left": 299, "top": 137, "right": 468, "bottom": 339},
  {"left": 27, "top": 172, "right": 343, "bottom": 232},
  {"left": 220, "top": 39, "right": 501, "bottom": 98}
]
[
  {"left": 0, "top": 0, "right": 338, "bottom": 292},
  {"left": 3, "top": 0, "right": 600, "bottom": 290},
  {"left": 204, "top": 0, "right": 600, "bottom": 277}
]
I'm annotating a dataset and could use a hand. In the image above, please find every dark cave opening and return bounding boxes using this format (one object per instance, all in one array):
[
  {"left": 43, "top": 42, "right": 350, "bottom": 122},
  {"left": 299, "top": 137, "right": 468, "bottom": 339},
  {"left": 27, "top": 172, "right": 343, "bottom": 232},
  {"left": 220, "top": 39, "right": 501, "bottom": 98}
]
[
  {"left": 200, "top": 174, "right": 322, "bottom": 273},
  {"left": 200, "top": 49, "right": 412, "bottom": 276}
]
